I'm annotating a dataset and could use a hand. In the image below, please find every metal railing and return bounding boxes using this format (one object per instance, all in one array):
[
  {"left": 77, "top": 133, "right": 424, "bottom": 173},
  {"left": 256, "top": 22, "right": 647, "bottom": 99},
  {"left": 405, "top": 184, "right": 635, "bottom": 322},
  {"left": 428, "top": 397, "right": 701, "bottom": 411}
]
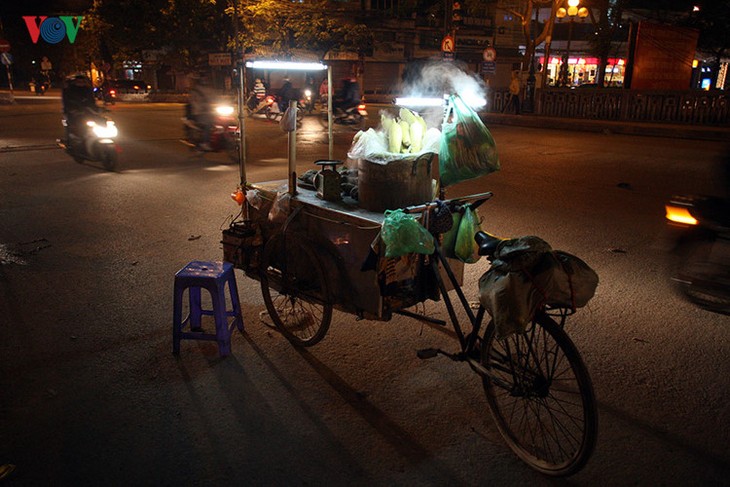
[{"left": 488, "top": 89, "right": 730, "bottom": 126}]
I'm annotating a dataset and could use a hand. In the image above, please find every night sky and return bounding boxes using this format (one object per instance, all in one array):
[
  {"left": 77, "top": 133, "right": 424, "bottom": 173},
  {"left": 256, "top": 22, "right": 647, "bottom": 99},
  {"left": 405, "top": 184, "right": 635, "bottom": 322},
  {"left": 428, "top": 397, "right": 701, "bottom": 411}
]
[
  {"left": 0, "top": 1, "right": 92, "bottom": 17},
  {"left": 0, "top": 1, "right": 93, "bottom": 82}
]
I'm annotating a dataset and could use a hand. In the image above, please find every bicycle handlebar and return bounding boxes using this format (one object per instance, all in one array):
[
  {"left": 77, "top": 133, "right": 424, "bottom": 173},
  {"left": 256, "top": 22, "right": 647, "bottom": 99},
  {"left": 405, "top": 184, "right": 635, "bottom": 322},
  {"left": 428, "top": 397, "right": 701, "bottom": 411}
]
[
  {"left": 403, "top": 191, "right": 494, "bottom": 215},
  {"left": 402, "top": 192, "right": 510, "bottom": 259}
]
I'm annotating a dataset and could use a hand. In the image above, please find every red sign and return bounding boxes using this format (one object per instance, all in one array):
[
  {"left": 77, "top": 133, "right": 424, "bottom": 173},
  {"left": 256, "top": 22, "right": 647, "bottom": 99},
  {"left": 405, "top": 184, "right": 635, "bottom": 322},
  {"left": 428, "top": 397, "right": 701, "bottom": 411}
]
[
  {"left": 441, "top": 36, "right": 454, "bottom": 53},
  {"left": 631, "top": 21, "right": 699, "bottom": 90},
  {"left": 0, "top": 39, "right": 10, "bottom": 53}
]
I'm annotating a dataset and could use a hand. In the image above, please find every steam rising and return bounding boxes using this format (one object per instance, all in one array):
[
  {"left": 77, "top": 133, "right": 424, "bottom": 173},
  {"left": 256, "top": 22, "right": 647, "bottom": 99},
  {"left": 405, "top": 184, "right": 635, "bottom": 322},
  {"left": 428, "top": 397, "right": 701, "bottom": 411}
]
[{"left": 400, "top": 61, "right": 487, "bottom": 109}]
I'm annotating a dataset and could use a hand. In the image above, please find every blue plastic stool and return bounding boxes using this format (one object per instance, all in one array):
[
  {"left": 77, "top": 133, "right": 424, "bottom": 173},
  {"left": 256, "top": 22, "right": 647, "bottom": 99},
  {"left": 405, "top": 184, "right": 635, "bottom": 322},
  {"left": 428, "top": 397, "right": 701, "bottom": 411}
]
[{"left": 173, "top": 260, "right": 244, "bottom": 357}]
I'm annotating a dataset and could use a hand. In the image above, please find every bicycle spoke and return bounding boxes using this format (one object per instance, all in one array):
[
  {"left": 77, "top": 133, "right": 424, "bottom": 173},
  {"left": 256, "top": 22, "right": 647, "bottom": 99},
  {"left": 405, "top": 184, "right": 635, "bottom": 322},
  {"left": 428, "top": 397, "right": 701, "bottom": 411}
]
[
  {"left": 481, "top": 314, "right": 597, "bottom": 476},
  {"left": 260, "top": 234, "right": 332, "bottom": 346}
]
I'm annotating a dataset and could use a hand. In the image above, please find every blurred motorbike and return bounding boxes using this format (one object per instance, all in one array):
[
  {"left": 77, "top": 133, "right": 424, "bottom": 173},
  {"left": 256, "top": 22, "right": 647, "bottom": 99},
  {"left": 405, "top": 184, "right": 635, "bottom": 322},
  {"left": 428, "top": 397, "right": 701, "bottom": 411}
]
[
  {"left": 182, "top": 102, "right": 240, "bottom": 163},
  {"left": 94, "top": 85, "right": 117, "bottom": 105},
  {"left": 34, "top": 80, "right": 49, "bottom": 95},
  {"left": 665, "top": 194, "right": 730, "bottom": 314},
  {"left": 245, "top": 92, "right": 274, "bottom": 117},
  {"left": 261, "top": 95, "right": 304, "bottom": 124},
  {"left": 57, "top": 107, "right": 119, "bottom": 171},
  {"left": 299, "top": 88, "right": 314, "bottom": 114},
  {"left": 319, "top": 102, "right": 368, "bottom": 129}
]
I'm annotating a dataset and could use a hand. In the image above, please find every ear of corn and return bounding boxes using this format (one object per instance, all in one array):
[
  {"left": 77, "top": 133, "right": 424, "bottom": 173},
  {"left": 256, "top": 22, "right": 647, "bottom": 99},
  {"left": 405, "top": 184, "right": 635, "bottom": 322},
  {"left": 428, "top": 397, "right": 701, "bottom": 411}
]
[
  {"left": 388, "top": 121, "right": 403, "bottom": 153},
  {"left": 381, "top": 107, "right": 428, "bottom": 155},
  {"left": 381, "top": 114, "right": 392, "bottom": 132},
  {"left": 399, "top": 120, "right": 411, "bottom": 152},
  {"left": 399, "top": 107, "right": 417, "bottom": 125},
  {"left": 410, "top": 122, "right": 423, "bottom": 153}
]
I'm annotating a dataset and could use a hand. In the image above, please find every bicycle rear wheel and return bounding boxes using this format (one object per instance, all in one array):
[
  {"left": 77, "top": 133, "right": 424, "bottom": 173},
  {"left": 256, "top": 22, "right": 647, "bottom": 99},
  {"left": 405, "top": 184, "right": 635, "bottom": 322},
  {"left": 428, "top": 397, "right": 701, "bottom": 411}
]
[
  {"left": 481, "top": 313, "right": 597, "bottom": 476},
  {"left": 259, "top": 234, "right": 332, "bottom": 346}
]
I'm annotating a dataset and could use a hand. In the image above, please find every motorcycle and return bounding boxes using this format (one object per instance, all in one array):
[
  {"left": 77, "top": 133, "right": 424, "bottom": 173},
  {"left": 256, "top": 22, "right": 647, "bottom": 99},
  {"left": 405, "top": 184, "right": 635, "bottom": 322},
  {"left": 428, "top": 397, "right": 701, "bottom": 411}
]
[
  {"left": 262, "top": 94, "right": 305, "bottom": 124},
  {"left": 319, "top": 102, "right": 368, "bottom": 129},
  {"left": 665, "top": 194, "right": 730, "bottom": 314},
  {"left": 245, "top": 92, "right": 274, "bottom": 118},
  {"left": 34, "top": 80, "right": 49, "bottom": 96},
  {"left": 299, "top": 88, "right": 314, "bottom": 115},
  {"left": 94, "top": 85, "right": 117, "bottom": 105},
  {"left": 182, "top": 102, "right": 240, "bottom": 163},
  {"left": 58, "top": 108, "right": 119, "bottom": 171}
]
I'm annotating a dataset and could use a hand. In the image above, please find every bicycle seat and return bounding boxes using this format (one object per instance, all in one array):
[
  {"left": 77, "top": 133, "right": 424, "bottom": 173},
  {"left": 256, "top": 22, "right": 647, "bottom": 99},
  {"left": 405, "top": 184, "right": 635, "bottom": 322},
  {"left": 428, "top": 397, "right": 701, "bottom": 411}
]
[{"left": 475, "top": 231, "right": 506, "bottom": 257}]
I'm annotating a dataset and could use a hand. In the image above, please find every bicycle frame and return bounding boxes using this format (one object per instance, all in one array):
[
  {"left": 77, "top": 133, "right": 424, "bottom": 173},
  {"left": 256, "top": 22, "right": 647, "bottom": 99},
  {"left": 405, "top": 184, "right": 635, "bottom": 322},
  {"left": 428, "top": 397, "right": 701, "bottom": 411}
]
[
  {"left": 402, "top": 193, "right": 495, "bottom": 368},
  {"left": 404, "top": 191, "right": 576, "bottom": 381}
]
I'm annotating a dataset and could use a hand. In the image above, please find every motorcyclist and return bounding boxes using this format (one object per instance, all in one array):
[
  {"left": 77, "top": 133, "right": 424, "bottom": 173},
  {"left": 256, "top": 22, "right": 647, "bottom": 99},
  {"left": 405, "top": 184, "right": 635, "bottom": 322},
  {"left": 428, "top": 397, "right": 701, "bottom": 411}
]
[
  {"left": 247, "top": 78, "right": 267, "bottom": 113},
  {"left": 334, "top": 77, "right": 361, "bottom": 114},
  {"left": 61, "top": 73, "right": 98, "bottom": 142},
  {"left": 278, "top": 77, "right": 296, "bottom": 113},
  {"left": 253, "top": 78, "right": 266, "bottom": 101},
  {"left": 187, "top": 75, "right": 214, "bottom": 150},
  {"left": 319, "top": 78, "right": 329, "bottom": 105}
]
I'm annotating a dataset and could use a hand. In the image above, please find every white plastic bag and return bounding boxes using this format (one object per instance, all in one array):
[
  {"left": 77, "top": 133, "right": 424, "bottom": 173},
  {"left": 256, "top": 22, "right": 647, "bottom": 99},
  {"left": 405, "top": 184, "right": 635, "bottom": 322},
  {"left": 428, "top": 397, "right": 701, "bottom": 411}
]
[{"left": 279, "top": 106, "right": 298, "bottom": 132}]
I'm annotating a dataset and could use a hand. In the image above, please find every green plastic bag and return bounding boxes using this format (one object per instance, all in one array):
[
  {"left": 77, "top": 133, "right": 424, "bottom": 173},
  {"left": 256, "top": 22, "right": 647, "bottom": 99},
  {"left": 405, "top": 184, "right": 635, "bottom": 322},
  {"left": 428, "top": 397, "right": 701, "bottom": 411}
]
[
  {"left": 440, "top": 211, "right": 462, "bottom": 259},
  {"left": 454, "top": 205, "right": 482, "bottom": 264},
  {"left": 439, "top": 94, "right": 500, "bottom": 187},
  {"left": 381, "top": 209, "right": 435, "bottom": 258}
]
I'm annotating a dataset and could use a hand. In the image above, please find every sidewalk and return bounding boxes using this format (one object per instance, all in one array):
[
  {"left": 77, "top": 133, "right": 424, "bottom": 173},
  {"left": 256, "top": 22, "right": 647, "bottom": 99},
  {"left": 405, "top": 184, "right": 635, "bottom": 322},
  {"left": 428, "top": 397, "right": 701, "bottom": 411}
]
[
  {"left": 481, "top": 111, "right": 730, "bottom": 142},
  {"left": 0, "top": 88, "right": 62, "bottom": 104}
]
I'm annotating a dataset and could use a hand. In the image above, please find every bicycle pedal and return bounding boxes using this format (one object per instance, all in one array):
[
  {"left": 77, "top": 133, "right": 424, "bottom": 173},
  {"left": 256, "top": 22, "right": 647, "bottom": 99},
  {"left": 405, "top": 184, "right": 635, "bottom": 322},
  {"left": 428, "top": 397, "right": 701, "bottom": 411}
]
[{"left": 416, "top": 348, "right": 440, "bottom": 359}]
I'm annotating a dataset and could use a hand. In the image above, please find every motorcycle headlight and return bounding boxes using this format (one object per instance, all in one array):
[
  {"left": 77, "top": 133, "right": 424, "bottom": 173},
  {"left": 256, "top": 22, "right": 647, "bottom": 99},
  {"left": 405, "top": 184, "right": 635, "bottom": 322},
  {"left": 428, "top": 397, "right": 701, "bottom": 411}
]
[
  {"left": 90, "top": 120, "right": 118, "bottom": 138},
  {"left": 304, "top": 89, "right": 312, "bottom": 97},
  {"left": 215, "top": 105, "right": 234, "bottom": 116}
]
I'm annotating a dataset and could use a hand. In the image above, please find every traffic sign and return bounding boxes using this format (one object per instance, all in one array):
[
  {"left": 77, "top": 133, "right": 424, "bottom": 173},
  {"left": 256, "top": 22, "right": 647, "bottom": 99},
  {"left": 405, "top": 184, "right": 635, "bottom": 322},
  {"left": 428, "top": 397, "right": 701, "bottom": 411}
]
[
  {"left": 483, "top": 47, "right": 496, "bottom": 62},
  {"left": 0, "top": 39, "right": 10, "bottom": 53},
  {"left": 480, "top": 61, "right": 496, "bottom": 75},
  {"left": 441, "top": 36, "right": 454, "bottom": 53},
  {"left": 208, "top": 52, "right": 231, "bottom": 66}
]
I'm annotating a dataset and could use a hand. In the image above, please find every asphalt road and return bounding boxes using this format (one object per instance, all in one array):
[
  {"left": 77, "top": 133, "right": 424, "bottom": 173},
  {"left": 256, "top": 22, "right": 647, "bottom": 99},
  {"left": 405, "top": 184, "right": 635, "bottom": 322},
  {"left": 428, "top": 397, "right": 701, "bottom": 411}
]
[{"left": 1, "top": 98, "right": 729, "bottom": 486}]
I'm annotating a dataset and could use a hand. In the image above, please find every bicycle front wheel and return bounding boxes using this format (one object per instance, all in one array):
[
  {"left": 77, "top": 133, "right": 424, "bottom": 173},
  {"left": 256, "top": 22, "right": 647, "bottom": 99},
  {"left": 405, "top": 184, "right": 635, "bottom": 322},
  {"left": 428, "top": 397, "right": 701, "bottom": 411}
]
[{"left": 481, "top": 313, "right": 597, "bottom": 476}]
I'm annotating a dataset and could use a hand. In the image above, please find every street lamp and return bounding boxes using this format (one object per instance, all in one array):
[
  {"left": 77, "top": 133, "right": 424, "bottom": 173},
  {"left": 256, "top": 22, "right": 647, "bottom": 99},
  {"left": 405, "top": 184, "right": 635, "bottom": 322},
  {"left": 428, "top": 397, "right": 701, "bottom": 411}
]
[{"left": 556, "top": 0, "right": 588, "bottom": 87}]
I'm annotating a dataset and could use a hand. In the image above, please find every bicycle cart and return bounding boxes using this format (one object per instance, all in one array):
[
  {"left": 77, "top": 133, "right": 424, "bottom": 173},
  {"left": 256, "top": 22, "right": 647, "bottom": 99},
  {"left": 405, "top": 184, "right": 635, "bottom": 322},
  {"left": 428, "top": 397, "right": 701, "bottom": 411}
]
[
  {"left": 225, "top": 69, "right": 598, "bottom": 476},
  {"left": 223, "top": 184, "right": 597, "bottom": 477}
]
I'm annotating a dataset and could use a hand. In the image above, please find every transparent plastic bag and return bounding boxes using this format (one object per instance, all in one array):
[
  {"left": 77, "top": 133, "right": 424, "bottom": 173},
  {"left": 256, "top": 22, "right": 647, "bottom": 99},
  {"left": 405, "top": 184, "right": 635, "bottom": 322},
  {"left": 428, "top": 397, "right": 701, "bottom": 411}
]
[
  {"left": 279, "top": 106, "right": 297, "bottom": 132},
  {"left": 267, "top": 192, "right": 291, "bottom": 223},
  {"left": 348, "top": 127, "right": 442, "bottom": 165},
  {"left": 381, "top": 209, "right": 435, "bottom": 258},
  {"left": 439, "top": 94, "right": 500, "bottom": 187}
]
